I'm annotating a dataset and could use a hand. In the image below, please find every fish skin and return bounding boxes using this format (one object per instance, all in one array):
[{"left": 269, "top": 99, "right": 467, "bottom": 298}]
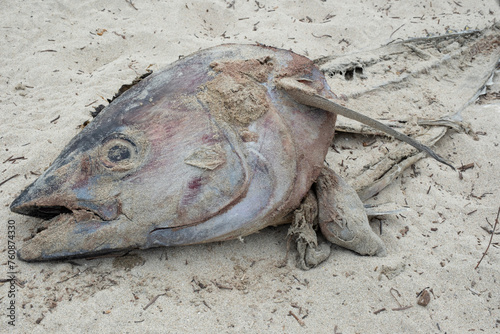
[{"left": 10, "top": 44, "right": 337, "bottom": 261}]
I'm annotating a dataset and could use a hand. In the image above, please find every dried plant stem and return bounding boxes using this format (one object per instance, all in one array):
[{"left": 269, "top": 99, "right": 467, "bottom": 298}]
[{"left": 475, "top": 207, "right": 500, "bottom": 270}]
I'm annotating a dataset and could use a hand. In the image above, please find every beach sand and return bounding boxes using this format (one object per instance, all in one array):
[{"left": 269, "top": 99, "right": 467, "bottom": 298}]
[{"left": 1, "top": 1, "right": 499, "bottom": 332}]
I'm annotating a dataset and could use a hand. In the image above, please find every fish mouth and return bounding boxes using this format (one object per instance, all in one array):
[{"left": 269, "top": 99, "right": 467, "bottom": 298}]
[
  {"left": 10, "top": 198, "right": 108, "bottom": 228},
  {"left": 35, "top": 208, "right": 97, "bottom": 238},
  {"left": 10, "top": 176, "right": 136, "bottom": 261},
  {"left": 11, "top": 199, "right": 123, "bottom": 261},
  {"left": 13, "top": 204, "right": 74, "bottom": 220}
]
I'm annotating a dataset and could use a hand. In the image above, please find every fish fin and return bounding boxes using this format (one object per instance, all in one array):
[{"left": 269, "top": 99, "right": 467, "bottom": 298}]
[
  {"left": 316, "top": 167, "right": 387, "bottom": 257},
  {"left": 288, "top": 190, "right": 332, "bottom": 270},
  {"left": 276, "top": 77, "right": 455, "bottom": 170}
]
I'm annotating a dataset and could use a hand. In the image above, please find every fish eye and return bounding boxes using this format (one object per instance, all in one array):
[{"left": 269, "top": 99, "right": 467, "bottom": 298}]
[
  {"left": 99, "top": 133, "right": 140, "bottom": 171},
  {"left": 108, "top": 143, "right": 131, "bottom": 162}
]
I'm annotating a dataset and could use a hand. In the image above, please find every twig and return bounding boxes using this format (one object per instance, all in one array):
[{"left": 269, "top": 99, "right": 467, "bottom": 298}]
[
  {"left": 113, "top": 31, "right": 126, "bottom": 39},
  {"left": 143, "top": 293, "right": 167, "bottom": 310},
  {"left": 125, "top": 0, "right": 138, "bottom": 10},
  {"left": 392, "top": 306, "right": 413, "bottom": 311},
  {"left": 475, "top": 207, "right": 500, "bottom": 269},
  {"left": 3, "top": 156, "right": 26, "bottom": 164},
  {"left": 288, "top": 310, "right": 305, "bottom": 326},
  {"left": 0, "top": 174, "right": 19, "bottom": 187},
  {"left": 85, "top": 100, "right": 98, "bottom": 107},
  {"left": 458, "top": 162, "right": 474, "bottom": 171},
  {"left": 388, "top": 287, "right": 412, "bottom": 310},
  {"left": 389, "top": 288, "right": 402, "bottom": 307},
  {"left": 202, "top": 300, "right": 211, "bottom": 309},
  {"left": 292, "top": 275, "right": 307, "bottom": 286},
  {"left": 390, "top": 23, "right": 405, "bottom": 39},
  {"left": 481, "top": 225, "right": 500, "bottom": 234},
  {"left": 374, "top": 308, "right": 386, "bottom": 314},
  {"left": 56, "top": 268, "right": 89, "bottom": 283}
]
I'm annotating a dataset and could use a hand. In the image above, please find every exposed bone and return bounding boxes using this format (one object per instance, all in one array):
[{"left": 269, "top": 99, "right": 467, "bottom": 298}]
[
  {"left": 353, "top": 126, "right": 447, "bottom": 201},
  {"left": 322, "top": 25, "right": 500, "bottom": 201},
  {"left": 364, "top": 202, "right": 410, "bottom": 217}
]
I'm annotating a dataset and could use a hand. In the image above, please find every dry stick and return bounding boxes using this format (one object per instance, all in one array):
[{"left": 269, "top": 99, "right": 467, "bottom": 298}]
[
  {"left": 2, "top": 155, "right": 13, "bottom": 163},
  {"left": 202, "top": 300, "right": 211, "bottom": 310},
  {"left": 143, "top": 293, "right": 167, "bottom": 310},
  {"left": 85, "top": 100, "right": 97, "bottom": 107},
  {"left": 390, "top": 23, "right": 406, "bottom": 39},
  {"left": 0, "top": 174, "right": 19, "bottom": 187},
  {"left": 288, "top": 311, "right": 305, "bottom": 326},
  {"left": 389, "top": 288, "right": 402, "bottom": 307},
  {"left": 481, "top": 225, "right": 500, "bottom": 234},
  {"left": 3, "top": 156, "right": 26, "bottom": 163},
  {"left": 56, "top": 268, "right": 89, "bottom": 283},
  {"left": 392, "top": 306, "right": 413, "bottom": 311},
  {"left": 458, "top": 162, "right": 475, "bottom": 171},
  {"left": 475, "top": 207, "right": 500, "bottom": 270},
  {"left": 125, "top": 0, "right": 138, "bottom": 10},
  {"left": 388, "top": 287, "right": 413, "bottom": 311}
]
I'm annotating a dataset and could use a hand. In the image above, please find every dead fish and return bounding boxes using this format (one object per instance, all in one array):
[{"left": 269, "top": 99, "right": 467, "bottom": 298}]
[{"left": 10, "top": 44, "right": 452, "bottom": 265}]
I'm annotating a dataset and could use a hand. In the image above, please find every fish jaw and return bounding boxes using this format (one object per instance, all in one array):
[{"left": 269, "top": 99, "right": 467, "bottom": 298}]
[
  {"left": 9, "top": 150, "right": 135, "bottom": 261},
  {"left": 16, "top": 212, "right": 144, "bottom": 261},
  {"left": 10, "top": 174, "right": 136, "bottom": 261}
]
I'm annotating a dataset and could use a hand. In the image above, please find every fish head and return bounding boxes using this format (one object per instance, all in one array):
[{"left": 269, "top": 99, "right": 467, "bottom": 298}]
[
  {"left": 9, "top": 111, "right": 158, "bottom": 260},
  {"left": 10, "top": 68, "right": 250, "bottom": 261},
  {"left": 10, "top": 43, "right": 338, "bottom": 261}
]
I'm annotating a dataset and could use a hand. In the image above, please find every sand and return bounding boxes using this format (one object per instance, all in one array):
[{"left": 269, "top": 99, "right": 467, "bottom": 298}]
[{"left": 1, "top": 1, "right": 499, "bottom": 332}]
